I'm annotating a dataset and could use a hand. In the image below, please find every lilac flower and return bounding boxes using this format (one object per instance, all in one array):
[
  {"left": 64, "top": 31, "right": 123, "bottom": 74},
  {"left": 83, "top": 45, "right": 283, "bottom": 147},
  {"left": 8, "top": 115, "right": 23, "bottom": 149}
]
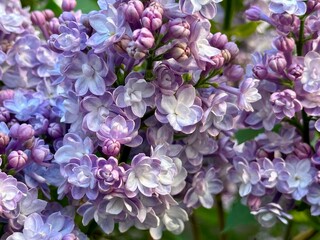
[
  {"left": 150, "top": 206, "right": 188, "bottom": 240},
  {"left": 269, "top": 0, "right": 307, "bottom": 16},
  {"left": 156, "top": 85, "right": 203, "bottom": 134},
  {"left": 97, "top": 115, "right": 143, "bottom": 147},
  {"left": 0, "top": 172, "right": 27, "bottom": 217},
  {"left": 95, "top": 156, "right": 126, "bottom": 193},
  {"left": 184, "top": 167, "right": 223, "bottom": 208},
  {"left": 7, "top": 212, "right": 74, "bottom": 240},
  {"left": 113, "top": 72, "right": 155, "bottom": 118},
  {"left": 270, "top": 89, "right": 302, "bottom": 119},
  {"left": 59, "top": 154, "right": 99, "bottom": 200},
  {"left": 81, "top": 92, "right": 113, "bottom": 132},
  {"left": 301, "top": 51, "right": 320, "bottom": 93},
  {"left": 4, "top": 91, "right": 42, "bottom": 121},
  {"left": 228, "top": 157, "right": 260, "bottom": 197},
  {"left": 307, "top": 184, "right": 320, "bottom": 216},
  {"left": 154, "top": 63, "right": 183, "bottom": 95},
  {"left": 125, "top": 153, "right": 161, "bottom": 197},
  {"left": 180, "top": 0, "right": 222, "bottom": 19},
  {"left": 251, "top": 203, "right": 293, "bottom": 228},
  {"left": 64, "top": 52, "right": 108, "bottom": 96},
  {"left": 285, "top": 156, "right": 314, "bottom": 200},
  {"left": 54, "top": 133, "right": 94, "bottom": 164}
]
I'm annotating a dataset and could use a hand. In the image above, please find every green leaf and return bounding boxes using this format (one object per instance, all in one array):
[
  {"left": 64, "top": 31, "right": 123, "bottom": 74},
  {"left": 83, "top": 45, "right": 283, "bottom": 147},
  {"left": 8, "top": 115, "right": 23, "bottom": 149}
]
[
  {"left": 234, "top": 128, "right": 264, "bottom": 144},
  {"left": 44, "top": 0, "right": 62, "bottom": 16},
  {"left": 224, "top": 199, "right": 258, "bottom": 233},
  {"left": 75, "top": 0, "right": 99, "bottom": 13},
  {"left": 227, "top": 22, "right": 261, "bottom": 38}
]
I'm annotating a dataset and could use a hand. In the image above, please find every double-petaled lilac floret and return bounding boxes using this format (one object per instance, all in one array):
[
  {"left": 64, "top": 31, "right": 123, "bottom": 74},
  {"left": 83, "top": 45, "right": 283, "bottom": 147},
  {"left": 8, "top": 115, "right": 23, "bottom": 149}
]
[
  {"left": 64, "top": 52, "right": 108, "bottom": 96},
  {"left": 114, "top": 72, "right": 155, "bottom": 118},
  {"left": 7, "top": 212, "right": 74, "bottom": 240},
  {"left": 270, "top": 89, "right": 302, "bottom": 120},
  {"left": 54, "top": 133, "right": 94, "bottom": 164},
  {"left": 251, "top": 203, "right": 293, "bottom": 228},
  {"left": 97, "top": 115, "right": 143, "bottom": 148},
  {"left": 156, "top": 85, "right": 203, "bottom": 134},
  {"left": 154, "top": 63, "right": 183, "bottom": 95},
  {"left": 95, "top": 156, "right": 126, "bottom": 193},
  {"left": 59, "top": 154, "right": 99, "bottom": 200},
  {"left": 228, "top": 157, "right": 260, "bottom": 197},
  {"left": 301, "top": 51, "right": 320, "bottom": 93},
  {"left": 81, "top": 92, "right": 113, "bottom": 132},
  {"left": 180, "top": 0, "right": 222, "bottom": 19},
  {"left": 285, "top": 156, "right": 314, "bottom": 200},
  {"left": 269, "top": 0, "right": 306, "bottom": 16},
  {"left": 257, "top": 158, "right": 290, "bottom": 193},
  {"left": 125, "top": 153, "right": 161, "bottom": 197},
  {"left": 184, "top": 167, "right": 223, "bottom": 208},
  {"left": 0, "top": 172, "right": 27, "bottom": 217}
]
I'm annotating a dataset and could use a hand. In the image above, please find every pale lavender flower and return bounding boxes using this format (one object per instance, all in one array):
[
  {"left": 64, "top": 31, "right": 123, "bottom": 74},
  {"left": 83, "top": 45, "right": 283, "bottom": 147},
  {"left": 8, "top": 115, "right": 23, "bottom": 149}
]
[
  {"left": 155, "top": 85, "right": 203, "bottom": 134},
  {"left": 59, "top": 154, "right": 98, "bottom": 200},
  {"left": 97, "top": 115, "right": 143, "bottom": 147},
  {"left": 7, "top": 212, "right": 74, "bottom": 240},
  {"left": 184, "top": 167, "right": 223, "bottom": 208},
  {"left": 125, "top": 153, "right": 161, "bottom": 197},
  {"left": 251, "top": 203, "right": 292, "bottom": 228},
  {"left": 54, "top": 133, "right": 94, "bottom": 164},
  {"left": 228, "top": 157, "right": 260, "bottom": 197},
  {"left": 150, "top": 205, "right": 188, "bottom": 240},
  {"left": 269, "top": 0, "right": 307, "bottom": 16},
  {"left": 64, "top": 52, "right": 108, "bottom": 96},
  {"left": 306, "top": 184, "right": 320, "bottom": 215},
  {"left": 113, "top": 72, "right": 155, "bottom": 118},
  {"left": 0, "top": 172, "right": 27, "bottom": 217},
  {"left": 154, "top": 63, "right": 183, "bottom": 95},
  {"left": 270, "top": 89, "right": 302, "bottom": 119},
  {"left": 301, "top": 51, "right": 320, "bottom": 93},
  {"left": 81, "top": 92, "right": 113, "bottom": 132},
  {"left": 180, "top": 0, "right": 222, "bottom": 19},
  {"left": 285, "top": 156, "right": 314, "bottom": 200},
  {"left": 95, "top": 156, "right": 126, "bottom": 193}
]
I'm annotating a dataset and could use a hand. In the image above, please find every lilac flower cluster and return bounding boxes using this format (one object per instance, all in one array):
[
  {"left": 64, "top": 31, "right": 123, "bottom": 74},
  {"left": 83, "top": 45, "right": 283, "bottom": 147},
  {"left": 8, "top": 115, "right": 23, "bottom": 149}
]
[{"left": 3, "top": 0, "right": 320, "bottom": 238}]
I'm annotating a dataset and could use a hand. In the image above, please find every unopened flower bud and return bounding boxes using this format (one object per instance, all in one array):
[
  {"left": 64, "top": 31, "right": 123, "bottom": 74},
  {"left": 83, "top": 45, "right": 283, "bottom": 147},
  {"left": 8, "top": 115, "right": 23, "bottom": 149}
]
[
  {"left": 31, "top": 11, "right": 46, "bottom": 26},
  {"left": 122, "top": 0, "right": 144, "bottom": 24},
  {"left": 210, "top": 32, "right": 228, "bottom": 49},
  {"left": 0, "top": 133, "right": 9, "bottom": 152},
  {"left": 221, "top": 49, "right": 231, "bottom": 63},
  {"left": 0, "top": 89, "right": 14, "bottom": 106},
  {"left": 148, "top": 1, "right": 164, "bottom": 15},
  {"left": 247, "top": 195, "right": 261, "bottom": 211},
  {"left": 9, "top": 123, "right": 34, "bottom": 142},
  {"left": 43, "top": 9, "right": 55, "bottom": 20},
  {"left": 142, "top": 7, "right": 162, "bottom": 31},
  {"left": 224, "top": 42, "right": 239, "bottom": 58},
  {"left": 294, "top": 142, "right": 312, "bottom": 159},
  {"left": 0, "top": 107, "right": 10, "bottom": 122},
  {"left": 253, "top": 64, "right": 268, "bottom": 79},
  {"left": 273, "top": 36, "right": 295, "bottom": 52},
  {"left": 102, "top": 139, "right": 121, "bottom": 156},
  {"left": 245, "top": 6, "right": 262, "bottom": 21},
  {"left": 307, "top": 0, "right": 320, "bottom": 13},
  {"left": 268, "top": 53, "right": 287, "bottom": 74},
  {"left": 62, "top": 0, "right": 77, "bottom": 12},
  {"left": 8, "top": 150, "right": 28, "bottom": 170},
  {"left": 168, "top": 18, "right": 190, "bottom": 39},
  {"left": 127, "top": 41, "right": 148, "bottom": 60},
  {"left": 49, "top": 18, "right": 60, "bottom": 34},
  {"left": 132, "top": 28, "right": 155, "bottom": 49},
  {"left": 210, "top": 53, "right": 225, "bottom": 69},
  {"left": 287, "top": 63, "right": 303, "bottom": 81},
  {"left": 166, "top": 42, "right": 191, "bottom": 62},
  {"left": 224, "top": 64, "right": 244, "bottom": 80},
  {"left": 114, "top": 34, "right": 131, "bottom": 55},
  {"left": 48, "top": 122, "right": 63, "bottom": 139}
]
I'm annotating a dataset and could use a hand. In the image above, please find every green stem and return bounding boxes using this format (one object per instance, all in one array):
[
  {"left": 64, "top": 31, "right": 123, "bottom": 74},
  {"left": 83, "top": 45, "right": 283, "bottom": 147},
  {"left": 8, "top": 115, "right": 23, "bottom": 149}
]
[
  {"left": 190, "top": 214, "right": 200, "bottom": 240},
  {"left": 216, "top": 194, "right": 227, "bottom": 240},
  {"left": 293, "top": 229, "right": 318, "bottom": 240},
  {"left": 302, "top": 110, "right": 310, "bottom": 144},
  {"left": 223, "top": 0, "right": 233, "bottom": 31},
  {"left": 297, "top": 17, "right": 305, "bottom": 56},
  {"left": 284, "top": 221, "right": 293, "bottom": 240}
]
